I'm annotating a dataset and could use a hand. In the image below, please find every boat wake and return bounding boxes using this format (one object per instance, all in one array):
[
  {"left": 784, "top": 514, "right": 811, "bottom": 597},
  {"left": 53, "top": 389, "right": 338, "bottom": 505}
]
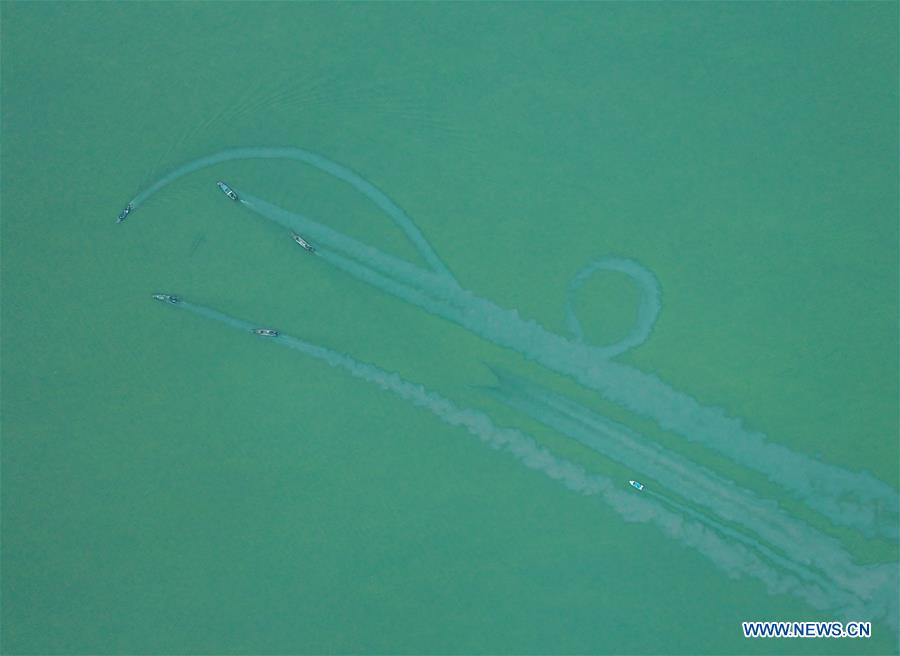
[{"left": 125, "top": 146, "right": 899, "bottom": 639}]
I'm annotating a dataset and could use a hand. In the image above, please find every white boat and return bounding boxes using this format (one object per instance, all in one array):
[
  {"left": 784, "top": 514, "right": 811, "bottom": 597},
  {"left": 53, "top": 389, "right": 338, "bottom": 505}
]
[
  {"left": 629, "top": 480, "right": 644, "bottom": 491},
  {"left": 291, "top": 232, "right": 316, "bottom": 253},
  {"left": 216, "top": 181, "right": 240, "bottom": 201},
  {"left": 116, "top": 202, "right": 134, "bottom": 223}
]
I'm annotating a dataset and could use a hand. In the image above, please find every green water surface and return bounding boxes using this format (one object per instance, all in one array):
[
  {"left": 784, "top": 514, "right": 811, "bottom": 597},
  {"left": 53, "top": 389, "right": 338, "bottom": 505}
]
[{"left": 2, "top": 2, "right": 897, "bottom": 654}]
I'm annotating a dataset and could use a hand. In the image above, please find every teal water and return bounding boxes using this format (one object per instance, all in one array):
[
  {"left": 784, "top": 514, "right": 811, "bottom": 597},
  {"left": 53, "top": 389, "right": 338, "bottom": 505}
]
[{"left": 2, "top": 2, "right": 898, "bottom": 654}]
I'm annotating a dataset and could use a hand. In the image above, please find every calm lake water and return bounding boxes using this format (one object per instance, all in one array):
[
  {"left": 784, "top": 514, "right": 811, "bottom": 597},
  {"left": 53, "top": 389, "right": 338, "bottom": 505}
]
[{"left": 2, "top": 3, "right": 897, "bottom": 654}]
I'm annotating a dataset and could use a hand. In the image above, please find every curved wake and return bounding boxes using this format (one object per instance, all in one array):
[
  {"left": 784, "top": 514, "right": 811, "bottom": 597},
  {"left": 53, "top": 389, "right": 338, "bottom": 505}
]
[
  {"left": 235, "top": 186, "right": 899, "bottom": 541},
  {"left": 122, "top": 146, "right": 457, "bottom": 285},
  {"left": 128, "top": 144, "right": 898, "bottom": 641},
  {"left": 156, "top": 298, "right": 899, "bottom": 636}
]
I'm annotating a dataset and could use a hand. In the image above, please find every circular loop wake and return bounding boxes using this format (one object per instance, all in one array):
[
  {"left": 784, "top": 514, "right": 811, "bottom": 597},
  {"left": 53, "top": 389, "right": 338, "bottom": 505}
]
[{"left": 564, "top": 257, "right": 661, "bottom": 358}]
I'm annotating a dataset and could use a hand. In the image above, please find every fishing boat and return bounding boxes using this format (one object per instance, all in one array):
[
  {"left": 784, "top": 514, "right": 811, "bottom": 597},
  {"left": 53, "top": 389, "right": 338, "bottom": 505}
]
[
  {"left": 116, "top": 202, "right": 134, "bottom": 223},
  {"left": 291, "top": 232, "right": 316, "bottom": 253},
  {"left": 216, "top": 181, "right": 240, "bottom": 202}
]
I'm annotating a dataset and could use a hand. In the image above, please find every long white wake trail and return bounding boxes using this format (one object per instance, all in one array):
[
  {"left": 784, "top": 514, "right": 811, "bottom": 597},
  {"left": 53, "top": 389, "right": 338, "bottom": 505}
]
[
  {"left": 487, "top": 369, "right": 899, "bottom": 627},
  {"left": 157, "top": 297, "right": 897, "bottom": 634},
  {"left": 236, "top": 188, "right": 899, "bottom": 542},
  {"left": 121, "top": 146, "right": 899, "bottom": 541},
  {"left": 123, "top": 146, "right": 457, "bottom": 284}
]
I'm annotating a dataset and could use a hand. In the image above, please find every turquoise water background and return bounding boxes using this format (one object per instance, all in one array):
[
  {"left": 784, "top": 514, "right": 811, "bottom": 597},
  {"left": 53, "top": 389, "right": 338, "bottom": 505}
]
[{"left": 2, "top": 2, "right": 898, "bottom": 654}]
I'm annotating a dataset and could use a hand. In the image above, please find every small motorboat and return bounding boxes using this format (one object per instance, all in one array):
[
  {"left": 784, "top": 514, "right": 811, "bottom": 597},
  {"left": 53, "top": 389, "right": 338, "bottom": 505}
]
[
  {"left": 116, "top": 202, "right": 134, "bottom": 223},
  {"left": 252, "top": 328, "right": 279, "bottom": 337},
  {"left": 291, "top": 232, "right": 316, "bottom": 253},
  {"left": 152, "top": 293, "right": 180, "bottom": 304},
  {"left": 629, "top": 480, "right": 644, "bottom": 491},
  {"left": 216, "top": 181, "right": 240, "bottom": 202}
]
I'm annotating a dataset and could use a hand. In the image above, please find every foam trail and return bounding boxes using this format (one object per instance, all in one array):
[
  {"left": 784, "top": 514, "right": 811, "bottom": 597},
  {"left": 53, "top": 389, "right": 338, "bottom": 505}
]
[
  {"left": 157, "top": 297, "right": 897, "bottom": 634},
  {"left": 236, "top": 189, "right": 899, "bottom": 540},
  {"left": 238, "top": 195, "right": 461, "bottom": 304},
  {"left": 642, "top": 489, "right": 834, "bottom": 593},
  {"left": 168, "top": 299, "right": 612, "bottom": 499},
  {"left": 124, "top": 147, "right": 456, "bottom": 283},
  {"left": 487, "top": 370, "right": 898, "bottom": 606},
  {"left": 564, "top": 258, "right": 660, "bottom": 351},
  {"left": 123, "top": 146, "right": 897, "bottom": 539},
  {"left": 239, "top": 192, "right": 658, "bottom": 362},
  {"left": 241, "top": 192, "right": 662, "bottom": 356},
  {"left": 643, "top": 489, "right": 895, "bottom": 637},
  {"left": 648, "top": 479, "right": 898, "bottom": 634}
]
